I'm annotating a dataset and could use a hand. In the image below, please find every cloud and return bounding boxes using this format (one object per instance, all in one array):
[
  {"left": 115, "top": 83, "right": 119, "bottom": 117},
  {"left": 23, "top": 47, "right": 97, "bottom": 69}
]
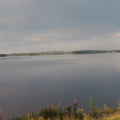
[
  {"left": 1, "top": 0, "right": 120, "bottom": 32},
  {"left": 104, "top": 33, "right": 120, "bottom": 38},
  {"left": 0, "top": 0, "right": 120, "bottom": 53},
  {"left": 19, "top": 42, "right": 25, "bottom": 44},
  {"left": 0, "top": 43, "right": 7, "bottom": 45},
  {"left": 0, "top": 25, "right": 119, "bottom": 48},
  {"left": 112, "top": 34, "right": 120, "bottom": 38},
  {"left": 32, "top": 38, "right": 41, "bottom": 42}
]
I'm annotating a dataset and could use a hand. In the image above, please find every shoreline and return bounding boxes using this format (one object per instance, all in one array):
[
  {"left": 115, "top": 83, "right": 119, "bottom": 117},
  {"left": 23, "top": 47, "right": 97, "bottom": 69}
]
[{"left": 0, "top": 50, "right": 120, "bottom": 57}]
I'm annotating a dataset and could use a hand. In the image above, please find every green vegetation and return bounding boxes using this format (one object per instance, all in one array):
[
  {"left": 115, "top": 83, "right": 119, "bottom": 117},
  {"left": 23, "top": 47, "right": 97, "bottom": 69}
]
[
  {"left": 1, "top": 50, "right": 120, "bottom": 57},
  {"left": 10, "top": 97, "right": 120, "bottom": 120},
  {"left": 0, "top": 54, "right": 7, "bottom": 57}
]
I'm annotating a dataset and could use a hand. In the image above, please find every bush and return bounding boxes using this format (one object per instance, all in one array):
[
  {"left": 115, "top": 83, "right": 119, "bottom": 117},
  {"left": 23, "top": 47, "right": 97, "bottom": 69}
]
[{"left": 39, "top": 102, "right": 63, "bottom": 119}]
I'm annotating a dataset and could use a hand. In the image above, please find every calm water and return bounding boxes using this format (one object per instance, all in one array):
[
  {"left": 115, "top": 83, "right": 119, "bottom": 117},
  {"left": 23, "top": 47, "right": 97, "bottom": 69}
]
[{"left": 0, "top": 53, "right": 120, "bottom": 119}]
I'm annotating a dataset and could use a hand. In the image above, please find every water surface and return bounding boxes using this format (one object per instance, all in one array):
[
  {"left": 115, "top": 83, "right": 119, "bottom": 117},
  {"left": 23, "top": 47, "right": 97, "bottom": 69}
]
[{"left": 0, "top": 53, "right": 120, "bottom": 119}]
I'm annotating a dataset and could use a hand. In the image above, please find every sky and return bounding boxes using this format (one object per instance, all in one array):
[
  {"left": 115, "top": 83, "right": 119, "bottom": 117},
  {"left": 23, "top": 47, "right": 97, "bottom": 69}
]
[{"left": 0, "top": 0, "right": 120, "bottom": 53}]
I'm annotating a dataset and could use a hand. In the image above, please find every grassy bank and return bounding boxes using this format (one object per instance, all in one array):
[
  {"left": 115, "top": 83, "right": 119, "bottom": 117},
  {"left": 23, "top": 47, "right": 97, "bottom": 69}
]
[{"left": 10, "top": 97, "right": 120, "bottom": 120}]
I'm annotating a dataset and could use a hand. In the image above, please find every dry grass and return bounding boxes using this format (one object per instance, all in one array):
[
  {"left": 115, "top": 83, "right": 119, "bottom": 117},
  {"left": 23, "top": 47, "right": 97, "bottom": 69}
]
[
  {"left": 100, "top": 112, "right": 120, "bottom": 120},
  {"left": 83, "top": 112, "right": 120, "bottom": 120},
  {"left": 42, "top": 113, "right": 120, "bottom": 120}
]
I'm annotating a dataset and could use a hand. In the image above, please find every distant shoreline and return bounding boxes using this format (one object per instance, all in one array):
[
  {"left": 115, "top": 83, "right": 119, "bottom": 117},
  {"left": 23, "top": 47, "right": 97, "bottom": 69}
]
[{"left": 0, "top": 50, "right": 120, "bottom": 57}]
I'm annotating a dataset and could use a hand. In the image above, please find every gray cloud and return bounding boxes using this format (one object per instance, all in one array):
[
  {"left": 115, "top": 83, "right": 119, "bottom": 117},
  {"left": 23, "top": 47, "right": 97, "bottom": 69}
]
[{"left": 0, "top": 0, "right": 120, "bottom": 53}]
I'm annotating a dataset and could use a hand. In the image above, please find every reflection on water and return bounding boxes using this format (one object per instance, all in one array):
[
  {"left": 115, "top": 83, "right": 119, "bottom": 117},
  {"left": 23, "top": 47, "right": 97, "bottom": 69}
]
[{"left": 0, "top": 53, "right": 120, "bottom": 119}]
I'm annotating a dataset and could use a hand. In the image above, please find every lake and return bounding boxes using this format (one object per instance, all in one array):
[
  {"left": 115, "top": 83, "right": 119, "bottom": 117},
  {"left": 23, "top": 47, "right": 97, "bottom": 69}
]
[{"left": 0, "top": 53, "right": 120, "bottom": 119}]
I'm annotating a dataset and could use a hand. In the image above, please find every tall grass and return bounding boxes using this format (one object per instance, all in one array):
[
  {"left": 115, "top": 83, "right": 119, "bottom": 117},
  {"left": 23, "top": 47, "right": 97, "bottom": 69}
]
[{"left": 10, "top": 98, "right": 120, "bottom": 120}]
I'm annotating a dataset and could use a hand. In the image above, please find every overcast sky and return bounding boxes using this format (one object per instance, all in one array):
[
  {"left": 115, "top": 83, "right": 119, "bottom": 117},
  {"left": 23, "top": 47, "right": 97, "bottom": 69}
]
[{"left": 0, "top": 0, "right": 120, "bottom": 53}]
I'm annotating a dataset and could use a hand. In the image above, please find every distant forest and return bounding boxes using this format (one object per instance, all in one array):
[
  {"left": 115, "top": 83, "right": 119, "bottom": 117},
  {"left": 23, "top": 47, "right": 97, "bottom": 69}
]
[{"left": 0, "top": 50, "right": 120, "bottom": 57}]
